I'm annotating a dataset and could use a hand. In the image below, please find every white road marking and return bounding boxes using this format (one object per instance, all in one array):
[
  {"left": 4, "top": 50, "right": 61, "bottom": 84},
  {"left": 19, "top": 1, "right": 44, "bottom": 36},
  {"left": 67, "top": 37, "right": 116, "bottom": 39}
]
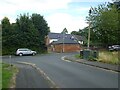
[
  {"left": 16, "top": 61, "right": 59, "bottom": 88},
  {"left": 61, "top": 56, "right": 118, "bottom": 74},
  {"left": 61, "top": 56, "right": 72, "bottom": 62}
]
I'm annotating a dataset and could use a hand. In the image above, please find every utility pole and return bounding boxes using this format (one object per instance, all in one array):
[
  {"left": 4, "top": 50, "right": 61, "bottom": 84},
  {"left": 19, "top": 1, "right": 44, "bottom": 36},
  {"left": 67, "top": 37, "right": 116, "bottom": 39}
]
[
  {"left": 62, "top": 33, "right": 64, "bottom": 53},
  {"left": 87, "top": 8, "right": 92, "bottom": 50}
]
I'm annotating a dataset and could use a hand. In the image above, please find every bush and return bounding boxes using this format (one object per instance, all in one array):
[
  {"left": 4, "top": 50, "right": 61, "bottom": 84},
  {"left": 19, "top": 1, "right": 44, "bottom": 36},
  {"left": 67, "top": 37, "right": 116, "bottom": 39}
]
[
  {"left": 2, "top": 47, "right": 48, "bottom": 55},
  {"left": 75, "top": 54, "right": 83, "bottom": 59},
  {"left": 2, "top": 48, "right": 17, "bottom": 55}
]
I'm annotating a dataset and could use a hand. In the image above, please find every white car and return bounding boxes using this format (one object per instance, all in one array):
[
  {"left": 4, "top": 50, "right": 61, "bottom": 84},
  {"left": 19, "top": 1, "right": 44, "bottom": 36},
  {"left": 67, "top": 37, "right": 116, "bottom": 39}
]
[
  {"left": 16, "top": 48, "right": 37, "bottom": 56},
  {"left": 108, "top": 45, "right": 120, "bottom": 51}
]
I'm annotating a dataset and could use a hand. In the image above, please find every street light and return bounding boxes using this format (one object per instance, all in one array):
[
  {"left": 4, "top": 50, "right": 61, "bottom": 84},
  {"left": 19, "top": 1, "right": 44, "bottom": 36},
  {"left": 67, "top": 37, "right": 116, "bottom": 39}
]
[{"left": 87, "top": 8, "right": 92, "bottom": 50}]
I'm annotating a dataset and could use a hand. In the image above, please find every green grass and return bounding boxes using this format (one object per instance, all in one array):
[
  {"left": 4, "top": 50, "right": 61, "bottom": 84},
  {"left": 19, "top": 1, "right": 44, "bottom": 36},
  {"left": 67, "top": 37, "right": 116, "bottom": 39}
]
[
  {"left": 75, "top": 54, "right": 82, "bottom": 59},
  {"left": 2, "top": 63, "right": 18, "bottom": 89},
  {"left": 0, "top": 62, "right": 2, "bottom": 90}
]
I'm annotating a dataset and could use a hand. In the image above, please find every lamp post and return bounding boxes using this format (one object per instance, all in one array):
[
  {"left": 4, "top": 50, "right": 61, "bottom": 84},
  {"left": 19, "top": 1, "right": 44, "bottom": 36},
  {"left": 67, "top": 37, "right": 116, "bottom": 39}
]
[{"left": 87, "top": 8, "right": 92, "bottom": 50}]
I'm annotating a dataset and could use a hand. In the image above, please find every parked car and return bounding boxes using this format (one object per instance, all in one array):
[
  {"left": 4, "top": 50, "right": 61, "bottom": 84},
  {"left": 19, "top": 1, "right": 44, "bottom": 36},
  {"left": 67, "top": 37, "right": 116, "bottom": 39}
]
[
  {"left": 108, "top": 45, "right": 120, "bottom": 51},
  {"left": 16, "top": 48, "right": 37, "bottom": 56}
]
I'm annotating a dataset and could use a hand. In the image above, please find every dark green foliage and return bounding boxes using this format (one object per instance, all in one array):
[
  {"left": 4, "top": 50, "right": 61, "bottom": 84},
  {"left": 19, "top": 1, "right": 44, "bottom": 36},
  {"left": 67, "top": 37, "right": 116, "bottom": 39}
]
[
  {"left": 74, "top": 54, "right": 83, "bottom": 59},
  {"left": 86, "top": 2, "right": 119, "bottom": 47},
  {"left": 71, "top": 28, "right": 88, "bottom": 45},
  {"left": 72, "top": 2, "right": 119, "bottom": 47},
  {"left": 31, "top": 14, "right": 50, "bottom": 48},
  {"left": 2, "top": 13, "right": 50, "bottom": 55},
  {"left": 15, "top": 14, "right": 40, "bottom": 48},
  {"left": 2, "top": 17, "right": 13, "bottom": 55},
  {"left": 71, "top": 31, "right": 81, "bottom": 35}
]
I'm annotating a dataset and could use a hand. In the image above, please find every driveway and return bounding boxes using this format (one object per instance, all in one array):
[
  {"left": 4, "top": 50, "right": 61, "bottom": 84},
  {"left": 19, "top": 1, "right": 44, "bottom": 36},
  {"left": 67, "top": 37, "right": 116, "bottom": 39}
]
[{"left": 2, "top": 52, "right": 118, "bottom": 88}]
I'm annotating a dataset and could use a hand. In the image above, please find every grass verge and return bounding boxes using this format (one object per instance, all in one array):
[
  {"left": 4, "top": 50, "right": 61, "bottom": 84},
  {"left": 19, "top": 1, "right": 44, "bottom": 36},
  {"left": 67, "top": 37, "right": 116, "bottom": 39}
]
[
  {"left": 2, "top": 63, "right": 18, "bottom": 89},
  {"left": 75, "top": 54, "right": 82, "bottom": 59},
  {"left": 0, "top": 62, "right": 2, "bottom": 89},
  {"left": 74, "top": 50, "right": 119, "bottom": 65},
  {"left": 98, "top": 51, "right": 119, "bottom": 65}
]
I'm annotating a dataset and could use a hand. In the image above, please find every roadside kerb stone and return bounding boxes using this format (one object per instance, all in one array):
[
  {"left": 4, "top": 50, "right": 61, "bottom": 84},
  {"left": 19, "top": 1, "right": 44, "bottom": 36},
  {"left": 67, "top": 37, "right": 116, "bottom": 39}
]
[
  {"left": 63, "top": 56, "right": 119, "bottom": 73},
  {"left": 10, "top": 65, "right": 19, "bottom": 88},
  {"left": 16, "top": 61, "right": 59, "bottom": 88}
]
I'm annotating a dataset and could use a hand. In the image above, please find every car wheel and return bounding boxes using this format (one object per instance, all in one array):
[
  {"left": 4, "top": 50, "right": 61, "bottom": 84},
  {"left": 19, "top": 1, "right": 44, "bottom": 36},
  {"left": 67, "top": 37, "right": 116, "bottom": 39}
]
[
  {"left": 19, "top": 53, "right": 23, "bottom": 56},
  {"left": 32, "top": 53, "right": 36, "bottom": 56}
]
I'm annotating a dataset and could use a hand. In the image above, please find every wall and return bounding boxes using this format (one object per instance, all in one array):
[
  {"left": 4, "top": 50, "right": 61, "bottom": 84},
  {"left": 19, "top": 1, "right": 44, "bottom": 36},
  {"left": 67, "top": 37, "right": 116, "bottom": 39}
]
[
  {"left": 53, "top": 44, "right": 81, "bottom": 53},
  {"left": 45, "top": 35, "right": 81, "bottom": 53}
]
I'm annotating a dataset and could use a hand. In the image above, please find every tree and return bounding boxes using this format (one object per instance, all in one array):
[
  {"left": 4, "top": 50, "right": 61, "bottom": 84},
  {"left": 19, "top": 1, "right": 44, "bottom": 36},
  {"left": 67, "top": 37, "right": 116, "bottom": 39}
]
[
  {"left": 61, "top": 28, "right": 68, "bottom": 34},
  {"left": 71, "top": 28, "right": 88, "bottom": 45},
  {"left": 31, "top": 14, "right": 50, "bottom": 40},
  {"left": 31, "top": 14, "right": 50, "bottom": 51},
  {"left": 86, "top": 2, "right": 119, "bottom": 47},
  {"left": 2, "top": 13, "right": 50, "bottom": 55},
  {"left": 71, "top": 31, "right": 80, "bottom": 35},
  {"left": 15, "top": 14, "right": 40, "bottom": 49},
  {"left": 2, "top": 17, "right": 11, "bottom": 36},
  {"left": 2, "top": 17, "right": 13, "bottom": 54}
]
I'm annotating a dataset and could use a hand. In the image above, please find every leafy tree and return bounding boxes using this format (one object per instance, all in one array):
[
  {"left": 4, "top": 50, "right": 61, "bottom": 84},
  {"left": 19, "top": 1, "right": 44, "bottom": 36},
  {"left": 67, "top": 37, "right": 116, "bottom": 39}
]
[
  {"left": 71, "top": 31, "right": 80, "bottom": 35},
  {"left": 15, "top": 14, "right": 40, "bottom": 50},
  {"left": 31, "top": 14, "right": 50, "bottom": 51},
  {"left": 71, "top": 28, "right": 88, "bottom": 45},
  {"left": 2, "top": 17, "right": 11, "bottom": 36},
  {"left": 2, "top": 17, "right": 13, "bottom": 54},
  {"left": 71, "top": 28, "right": 88, "bottom": 36},
  {"left": 2, "top": 13, "right": 50, "bottom": 55},
  {"left": 86, "top": 2, "right": 119, "bottom": 47},
  {"left": 31, "top": 14, "right": 50, "bottom": 40}
]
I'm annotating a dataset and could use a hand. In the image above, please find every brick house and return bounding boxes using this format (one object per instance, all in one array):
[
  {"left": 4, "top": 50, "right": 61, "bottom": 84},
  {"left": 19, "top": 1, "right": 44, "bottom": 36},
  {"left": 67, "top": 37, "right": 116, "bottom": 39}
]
[{"left": 46, "top": 33, "right": 85, "bottom": 53}]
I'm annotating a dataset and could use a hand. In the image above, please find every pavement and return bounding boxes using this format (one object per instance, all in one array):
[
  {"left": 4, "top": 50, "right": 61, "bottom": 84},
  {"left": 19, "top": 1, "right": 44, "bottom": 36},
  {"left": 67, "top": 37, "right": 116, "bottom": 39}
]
[{"left": 64, "top": 55, "right": 119, "bottom": 72}]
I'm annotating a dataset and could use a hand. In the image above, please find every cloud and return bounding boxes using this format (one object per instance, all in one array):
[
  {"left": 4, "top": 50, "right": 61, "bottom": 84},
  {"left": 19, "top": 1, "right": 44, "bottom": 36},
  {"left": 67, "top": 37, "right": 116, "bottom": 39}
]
[
  {"left": 0, "top": 0, "right": 72, "bottom": 22},
  {"left": 0, "top": 0, "right": 72, "bottom": 12},
  {"left": 46, "top": 13, "right": 88, "bottom": 33},
  {"left": 0, "top": 0, "right": 98, "bottom": 33},
  {"left": 71, "top": 0, "right": 112, "bottom": 2}
]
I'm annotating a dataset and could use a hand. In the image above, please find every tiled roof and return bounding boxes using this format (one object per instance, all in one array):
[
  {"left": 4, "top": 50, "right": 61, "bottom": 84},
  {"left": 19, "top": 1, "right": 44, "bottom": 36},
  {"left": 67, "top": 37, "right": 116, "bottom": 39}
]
[
  {"left": 48, "top": 32, "right": 86, "bottom": 44},
  {"left": 48, "top": 32, "right": 72, "bottom": 39},
  {"left": 48, "top": 32, "right": 61, "bottom": 39},
  {"left": 52, "top": 37, "right": 79, "bottom": 44}
]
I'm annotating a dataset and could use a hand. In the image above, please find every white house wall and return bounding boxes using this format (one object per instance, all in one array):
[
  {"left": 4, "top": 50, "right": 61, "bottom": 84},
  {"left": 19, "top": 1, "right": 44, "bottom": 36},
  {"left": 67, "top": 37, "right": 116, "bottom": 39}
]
[
  {"left": 78, "top": 41, "right": 83, "bottom": 44},
  {"left": 50, "top": 39, "right": 58, "bottom": 43}
]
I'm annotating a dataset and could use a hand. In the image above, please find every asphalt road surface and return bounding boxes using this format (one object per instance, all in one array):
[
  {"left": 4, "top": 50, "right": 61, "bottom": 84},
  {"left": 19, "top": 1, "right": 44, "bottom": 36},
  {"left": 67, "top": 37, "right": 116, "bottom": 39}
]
[
  {"left": 2, "top": 52, "right": 118, "bottom": 88},
  {"left": 15, "top": 63, "right": 50, "bottom": 88}
]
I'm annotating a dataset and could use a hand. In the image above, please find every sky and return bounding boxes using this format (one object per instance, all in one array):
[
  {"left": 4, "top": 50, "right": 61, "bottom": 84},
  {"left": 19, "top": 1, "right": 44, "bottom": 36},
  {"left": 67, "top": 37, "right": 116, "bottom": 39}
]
[{"left": 0, "top": 0, "right": 112, "bottom": 33}]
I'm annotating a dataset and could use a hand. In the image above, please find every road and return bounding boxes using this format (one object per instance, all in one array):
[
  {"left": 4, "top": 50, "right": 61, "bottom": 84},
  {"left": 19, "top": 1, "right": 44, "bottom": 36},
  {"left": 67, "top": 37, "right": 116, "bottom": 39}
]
[
  {"left": 2, "top": 53, "right": 118, "bottom": 88},
  {"left": 15, "top": 63, "right": 50, "bottom": 88}
]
